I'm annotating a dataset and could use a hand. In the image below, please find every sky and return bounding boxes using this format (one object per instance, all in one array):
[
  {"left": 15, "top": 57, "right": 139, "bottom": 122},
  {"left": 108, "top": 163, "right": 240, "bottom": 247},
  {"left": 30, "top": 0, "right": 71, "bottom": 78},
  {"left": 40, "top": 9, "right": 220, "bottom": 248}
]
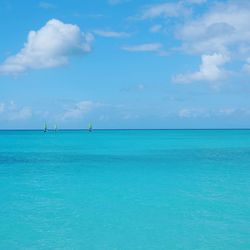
[{"left": 1, "top": 0, "right": 250, "bottom": 129}]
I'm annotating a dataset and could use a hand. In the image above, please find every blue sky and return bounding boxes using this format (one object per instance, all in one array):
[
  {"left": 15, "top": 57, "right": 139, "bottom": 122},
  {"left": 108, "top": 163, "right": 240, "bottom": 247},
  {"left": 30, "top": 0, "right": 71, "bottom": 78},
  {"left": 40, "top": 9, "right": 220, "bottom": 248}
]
[{"left": 1, "top": 0, "right": 250, "bottom": 129}]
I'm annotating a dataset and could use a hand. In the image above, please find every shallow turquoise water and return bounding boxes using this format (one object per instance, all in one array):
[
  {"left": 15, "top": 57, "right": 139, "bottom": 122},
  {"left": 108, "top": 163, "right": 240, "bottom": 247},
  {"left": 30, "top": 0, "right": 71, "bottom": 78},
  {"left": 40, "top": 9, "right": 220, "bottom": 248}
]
[{"left": 0, "top": 130, "right": 250, "bottom": 249}]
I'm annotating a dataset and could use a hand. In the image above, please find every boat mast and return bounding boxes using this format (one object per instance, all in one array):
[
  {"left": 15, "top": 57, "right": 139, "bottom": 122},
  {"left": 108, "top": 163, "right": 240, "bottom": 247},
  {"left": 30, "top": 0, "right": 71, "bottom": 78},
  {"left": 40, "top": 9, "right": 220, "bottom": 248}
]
[
  {"left": 88, "top": 123, "right": 93, "bottom": 132},
  {"left": 44, "top": 122, "right": 48, "bottom": 132}
]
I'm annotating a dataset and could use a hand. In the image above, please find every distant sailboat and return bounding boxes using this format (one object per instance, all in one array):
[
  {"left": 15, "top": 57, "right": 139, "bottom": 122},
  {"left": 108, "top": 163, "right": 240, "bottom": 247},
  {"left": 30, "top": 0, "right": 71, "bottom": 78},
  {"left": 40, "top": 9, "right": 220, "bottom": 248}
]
[
  {"left": 54, "top": 124, "right": 58, "bottom": 132},
  {"left": 44, "top": 122, "right": 48, "bottom": 133},
  {"left": 88, "top": 123, "right": 93, "bottom": 132}
]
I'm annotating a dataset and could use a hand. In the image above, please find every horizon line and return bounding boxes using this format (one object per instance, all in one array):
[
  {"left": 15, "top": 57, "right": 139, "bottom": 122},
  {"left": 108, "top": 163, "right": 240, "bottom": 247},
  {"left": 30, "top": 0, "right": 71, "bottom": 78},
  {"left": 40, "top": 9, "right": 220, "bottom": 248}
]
[{"left": 0, "top": 128, "right": 250, "bottom": 131}]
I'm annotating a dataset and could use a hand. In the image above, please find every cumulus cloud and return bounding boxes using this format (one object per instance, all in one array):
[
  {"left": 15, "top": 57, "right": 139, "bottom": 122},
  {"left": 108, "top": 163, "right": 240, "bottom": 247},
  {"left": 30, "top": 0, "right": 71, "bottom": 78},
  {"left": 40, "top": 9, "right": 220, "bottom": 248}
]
[
  {"left": 134, "top": 1, "right": 250, "bottom": 85},
  {"left": 94, "top": 29, "right": 130, "bottom": 38},
  {"left": 0, "top": 101, "right": 32, "bottom": 121},
  {"left": 177, "top": 1, "right": 250, "bottom": 55},
  {"left": 122, "top": 43, "right": 163, "bottom": 52},
  {"left": 174, "top": 53, "right": 229, "bottom": 83},
  {"left": 169, "top": 1, "right": 250, "bottom": 84},
  {"left": 0, "top": 19, "right": 94, "bottom": 75},
  {"left": 62, "top": 101, "right": 105, "bottom": 120}
]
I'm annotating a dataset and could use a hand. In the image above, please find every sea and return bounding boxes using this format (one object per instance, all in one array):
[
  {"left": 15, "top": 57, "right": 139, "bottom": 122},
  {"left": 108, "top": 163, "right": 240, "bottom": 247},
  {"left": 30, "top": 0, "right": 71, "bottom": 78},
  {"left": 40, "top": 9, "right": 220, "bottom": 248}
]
[{"left": 0, "top": 129, "right": 249, "bottom": 250}]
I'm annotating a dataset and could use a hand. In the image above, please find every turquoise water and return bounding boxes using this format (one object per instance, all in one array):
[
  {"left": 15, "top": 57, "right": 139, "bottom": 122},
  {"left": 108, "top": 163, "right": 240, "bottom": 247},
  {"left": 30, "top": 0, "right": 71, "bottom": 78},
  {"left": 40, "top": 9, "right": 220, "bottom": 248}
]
[{"left": 0, "top": 130, "right": 250, "bottom": 250}]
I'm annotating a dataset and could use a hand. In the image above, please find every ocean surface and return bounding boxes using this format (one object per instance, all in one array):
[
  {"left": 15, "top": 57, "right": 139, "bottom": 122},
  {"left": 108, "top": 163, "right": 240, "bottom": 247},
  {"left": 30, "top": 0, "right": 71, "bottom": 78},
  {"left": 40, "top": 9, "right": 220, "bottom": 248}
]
[{"left": 0, "top": 129, "right": 250, "bottom": 250}]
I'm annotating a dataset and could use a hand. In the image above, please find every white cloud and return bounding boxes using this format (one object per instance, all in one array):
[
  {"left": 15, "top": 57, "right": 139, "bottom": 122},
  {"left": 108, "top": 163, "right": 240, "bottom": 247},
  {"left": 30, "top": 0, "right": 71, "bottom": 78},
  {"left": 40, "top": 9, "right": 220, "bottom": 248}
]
[
  {"left": 0, "top": 102, "right": 32, "bottom": 121},
  {"left": 122, "top": 43, "right": 163, "bottom": 52},
  {"left": 94, "top": 30, "right": 130, "bottom": 38},
  {"left": 108, "top": 0, "right": 130, "bottom": 5},
  {"left": 174, "top": 53, "right": 229, "bottom": 83},
  {"left": 122, "top": 113, "right": 140, "bottom": 120},
  {"left": 139, "top": 2, "right": 190, "bottom": 19},
  {"left": 177, "top": 1, "right": 250, "bottom": 55},
  {"left": 135, "top": 0, "right": 206, "bottom": 20},
  {"left": 178, "top": 107, "right": 250, "bottom": 119},
  {"left": 39, "top": 2, "right": 55, "bottom": 9},
  {"left": 243, "top": 58, "right": 250, "bottom": 73},
  {"left": 178, "top": 108, "right": 209, "bottom": 118},
  {"left": 62, "top": 101, "right": 105, "bottom": 120},
  {"left": 0, "top": 103, "right": 5, "bottom": 113},
  {"left": 8, "top": 107, "right": 32, "bottom": 121},
  {"left": 185, "top": 0, "right": 206, "bottom": 5},
  {"left": 0, "top": 19, "right": 94, "bottom": 75},
  {"left": 172, "top": 1, "right": 250, "bottom": 84},
  {"left": 150, "top": 24, "right": 162, "bottom": 33},
  {"left": 217, "top": 108, "right": 236, "bottom": 116}
]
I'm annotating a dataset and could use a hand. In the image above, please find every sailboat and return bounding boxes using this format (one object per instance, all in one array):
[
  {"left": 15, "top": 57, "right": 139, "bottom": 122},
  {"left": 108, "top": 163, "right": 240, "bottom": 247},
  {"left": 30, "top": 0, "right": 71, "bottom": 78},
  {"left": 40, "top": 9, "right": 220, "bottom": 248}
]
[
  {"left": 44, "top": 122, "right": 48, "bottom": 132},
  {"left": 88, "top": 123, "right": 93, "bottom": 132},
  {"left": 54, "top": 124, "right": 58, "bottom": 132}
]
